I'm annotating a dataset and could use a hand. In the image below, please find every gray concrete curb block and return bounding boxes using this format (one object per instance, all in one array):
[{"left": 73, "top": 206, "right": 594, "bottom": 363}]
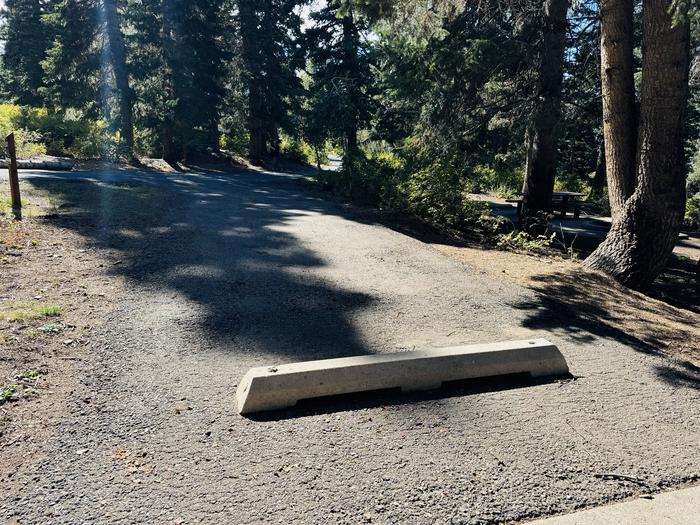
[{"left": 236, "top": 338, "right": 569, "bottom": 415}]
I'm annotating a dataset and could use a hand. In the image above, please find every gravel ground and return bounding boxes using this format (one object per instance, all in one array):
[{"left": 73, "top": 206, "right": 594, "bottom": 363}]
[{"left": 2, "top": 165, "right": 699, "bottom": 524}]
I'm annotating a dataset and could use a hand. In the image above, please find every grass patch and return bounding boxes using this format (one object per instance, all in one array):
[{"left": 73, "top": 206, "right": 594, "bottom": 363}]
[
  {"left": 0, "top": 195, "right": 31, "bottom": 218},
  {"left": 40, "top": 305, "right": 63, "bottom": 317},
  {"left": 1, "top": 302, "right": 63, "bottom": 321}
]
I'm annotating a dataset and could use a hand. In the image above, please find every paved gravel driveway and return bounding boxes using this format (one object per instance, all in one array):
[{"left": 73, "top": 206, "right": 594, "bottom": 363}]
[{"left": 3, "top": 166, "right": 699, "bottom": 524}]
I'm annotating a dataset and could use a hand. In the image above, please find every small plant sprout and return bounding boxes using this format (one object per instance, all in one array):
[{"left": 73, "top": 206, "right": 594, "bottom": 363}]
[
  {"left": 38, "top": 322, "right": 64, "bottom": 333},
  {"left": 0, "top": 384, "right": 18, "bottom": 404},
  {"left": 17, "top": 370, "right": 42, "bottom": 381},
  {"left": 497, "top": 231, "right": 555, "bottom": 253}
]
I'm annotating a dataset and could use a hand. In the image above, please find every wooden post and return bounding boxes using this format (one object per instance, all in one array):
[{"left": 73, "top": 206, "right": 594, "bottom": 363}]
[{"left": 5, "top": 133, "right": 21, "bottom": 220}]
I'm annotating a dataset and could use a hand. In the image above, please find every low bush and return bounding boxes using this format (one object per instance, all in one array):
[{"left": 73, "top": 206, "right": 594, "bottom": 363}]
[
  {"left": 586, "top": 186, "right": 611, "bottom": 216},
  {"left": 1, "top": 104, "right": 121, "bottom": 159},
  {"left": 401, "top": 162, "right": 474, "bottom": 227},
  {"left": 0, "top": 104, "right": 47, "bottom": 158},
  {"left": 554, "top": 172, "right": 591, "bottom": 194},
  {"left": 279, "top": 135, "right": 322, "bottom": 166},
  {"left": 317, "top": 153, "right": 513, "bottom": 242},
  {"left": 219, "top": 129, "right": 249, "bottom": 157},
  {"left": 318, "top": 151, "right": 403, "bottom": 205},
  {"left": 497, "top": 230, "right": 555, "bottom": 253},
  {"left": 685, "top": 194, "right": 700, "bottom": 229},
  {"left": 468, "top": 164, "right": 522, "bottom": 195},
  {"left": 17, "top": 107, "right": 116, "bottom": 159}
]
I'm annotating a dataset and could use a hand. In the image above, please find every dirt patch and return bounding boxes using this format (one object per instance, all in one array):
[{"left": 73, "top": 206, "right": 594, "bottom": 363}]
[
  {"left": 0, "top": 180, "right": 126, "bottom": 497},
  {"left": 433, "top": 244, "right": 700, "bottom": 367}
]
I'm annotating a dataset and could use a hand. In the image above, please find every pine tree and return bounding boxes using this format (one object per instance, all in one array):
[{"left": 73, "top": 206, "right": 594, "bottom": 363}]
[
  {"left": 173, "top": 0, "right": 232, "bottom": 152},
  {"left": 0, "top": 0, "right": 54, "bottom": 105},
  {"left": 41, "top": 0, "right": 101, "bottom": 114},
  {"left": 304, "top": 0, "right": 374, "bottom": 159},
  {"left": 584, "top": 0, "right": 691, "bottom": 288},
  {"left": 239, "top": 0, "right": 303, "bottom": 160},
  {"left": 520, "top": 0, "right": 569, "bottom": 224},
  {"left": 102, "top": 0, "right": 135, "bottom": 157},
  {"left": 126, "top": 0, "right": 232, "bottom": 162}
]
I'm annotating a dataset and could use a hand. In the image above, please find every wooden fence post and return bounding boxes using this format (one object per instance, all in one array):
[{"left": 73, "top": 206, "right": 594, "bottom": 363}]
[{"left": 5, "top": 133, "right": 22, "bottom": 220}]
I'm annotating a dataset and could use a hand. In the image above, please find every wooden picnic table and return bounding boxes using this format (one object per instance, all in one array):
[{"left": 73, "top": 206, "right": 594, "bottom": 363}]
[
  {"left": 550, "top": 191, "right": 586, "bottom": 218},
  {"left": 512, "top": 191, "right": 587, "bottom": 219}
]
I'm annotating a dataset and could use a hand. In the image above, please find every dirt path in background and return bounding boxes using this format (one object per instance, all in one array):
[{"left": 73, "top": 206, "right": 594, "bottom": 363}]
[{"left": 1, "top": 166, "right": 698, "bottom": 524}]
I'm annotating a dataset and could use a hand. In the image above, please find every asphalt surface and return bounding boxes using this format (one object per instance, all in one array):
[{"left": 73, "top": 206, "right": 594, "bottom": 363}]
[{"left": 2, "top": 165, "right": 699, "bottom": 524}]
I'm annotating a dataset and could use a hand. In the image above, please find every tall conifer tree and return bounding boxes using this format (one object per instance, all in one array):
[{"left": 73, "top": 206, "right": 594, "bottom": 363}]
[
  {"left": 239, "top": 0, "right": 302, "bottom": 160},
  {"left": 0, "top": 0, "right": 54, "bottom": 105}
]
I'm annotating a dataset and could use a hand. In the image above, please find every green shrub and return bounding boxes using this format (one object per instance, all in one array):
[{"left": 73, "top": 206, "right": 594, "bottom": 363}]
[
  {"left": 399, "top": 161, "right": 510, "bottom": 241},
  {"left": 0, "top": 104, "right": 47, "bottom": 158},
  {"left": 279, "top": 135, "right": 320, "bottom": 165},
  {"left": 687, "top": 144, "right": 700, "bottom": 195},
  {"left": 16, "top": 107, "right": 115, "bottom": 159},
  {"left": 468, "top": 164, "right": 522, "bottom": 195},
  {"left": 554, "top": 172, "right": 591, "bottom": 194},
  {"left": 685, "top": 194, "right": 700, "bottom": 229},
  {"left": 497, "top": 230, "right": 555, "bottom": 253},
  {"left": 219, "top": 129, "right": 249, "bottom": 157},
  {"left": 402, "top": 162, "right": 469, "bottom": 226},
  {"left": 587, "top": 186, "right": 611, "bottom": 216},
  {"left": 315, "top": 152, "right": 510, "bottom": 242},
  {"left": 318, "top": 151, "right": 402, "bottom": 205}
]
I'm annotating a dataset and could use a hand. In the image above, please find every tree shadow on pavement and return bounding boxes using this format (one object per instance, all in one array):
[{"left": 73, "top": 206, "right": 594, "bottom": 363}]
[
  {"left": 26, "top": 166, "right": 378, "bottom": 363},
  {"left": 512, "top": 269, "right": 700, "bottom": 389}
]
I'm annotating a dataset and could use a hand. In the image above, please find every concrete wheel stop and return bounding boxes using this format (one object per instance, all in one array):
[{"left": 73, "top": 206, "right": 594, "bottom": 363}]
[{"left": 236, "top": 338, "right": 569, "bottom": 415}]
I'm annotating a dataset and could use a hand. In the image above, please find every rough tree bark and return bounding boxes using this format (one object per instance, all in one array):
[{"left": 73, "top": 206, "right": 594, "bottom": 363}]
[
  {"left": 599, "top": 0, "right": 637, "bottom": 221},
  {"left": 342, "top": 11, "right": 359, "bottom": 158},
  {"left": 585, "top": 0, "right": 690, "bottom": 289},
  {"left": 102, "top": 0, "right": 135, "bottom": 159},
  {"left": 239, "top": 0, "right": 269, "bottom": 161},
  {"left": 160, "top": 1, "right": 181, "bottom": 166},
  {"left": 590, "top": 140, "right": 607, "bottom": 192},
  {"left": 520, "top": 0, "right": 569, "bottom": 225}
]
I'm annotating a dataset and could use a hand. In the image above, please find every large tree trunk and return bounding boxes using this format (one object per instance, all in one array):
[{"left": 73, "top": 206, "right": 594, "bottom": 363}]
[
  {"left": 268, "top": 124, "right": 280, "bottom": 158},
  {"left": 599, "top": 0, "right": 637, "bottom": 220},
  {"left": 162, "top": 122, "right": 179, "bottom": 166},
  {"left": 160, "top": 0, "right": 181, "bottom": 165},
  {"left": 102, "top": 0, "right": 134, "bottom": 159},
  {"left": 342, "top": 12, "right": 359, "bottom": 158},
  {"left": 590, "top": 140, "right": 607, "bottom": 192},
  {"left": 520, "top": 0, "right": 569, "bottom": 226},
  {"left": 207, "top": 118, "right": 220, "bottom": 153},
  {"left": 247, "top": 112, "right": 267, "bottom": 161},
  {"left": 584, "top": 0, "right": 690, "bottom": 289},
  {"left": 239, "top": 0, "right": 269, "bottom": 161}
]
